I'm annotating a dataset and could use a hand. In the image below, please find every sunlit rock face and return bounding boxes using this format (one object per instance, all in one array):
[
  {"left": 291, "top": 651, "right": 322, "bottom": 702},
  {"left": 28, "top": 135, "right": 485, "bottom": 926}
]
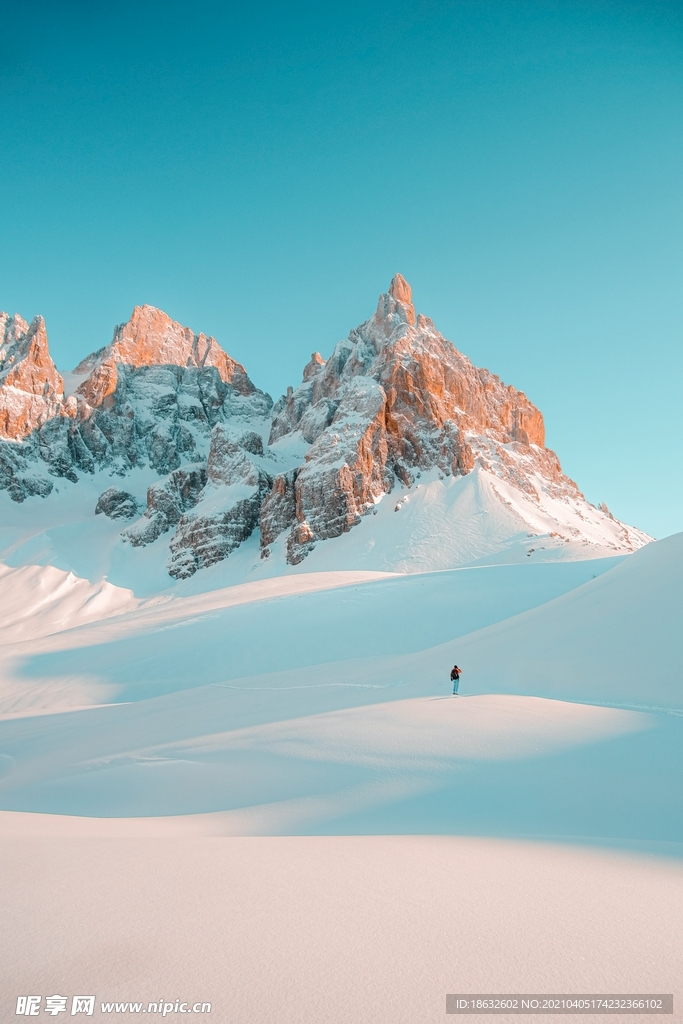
[
  {"left": 0, "top": 314, "right": 65, "bottom": 440},
  {"left": 0, "top": 306, "right": 271, "bottom": 505},
  {"left": 0, "top": 284, "right": 649, "bottom": 572},
  {"left": 264, "top": 273, "right": 553, "bottom": 562},
  {"left": 70, "top": 305, "right": 269, "bottom": 476},
  {"left": 74, "top": 304, "right": 255, "bottom": 404}
]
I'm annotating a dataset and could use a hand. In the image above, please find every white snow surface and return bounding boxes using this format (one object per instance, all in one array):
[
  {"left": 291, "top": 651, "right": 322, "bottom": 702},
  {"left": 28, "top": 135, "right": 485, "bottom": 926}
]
[
  {"left": 0, "top": 525, "right": 680, "bottom": 1020},
  {"left": 0, "top": 563, "right": 138, "bottom": 643},
  {"left": 1, "top": 834, "right": 681, "bottom": 1024},
  {"left": 0, "top": 533, "right": 680, "bottom": 842}
]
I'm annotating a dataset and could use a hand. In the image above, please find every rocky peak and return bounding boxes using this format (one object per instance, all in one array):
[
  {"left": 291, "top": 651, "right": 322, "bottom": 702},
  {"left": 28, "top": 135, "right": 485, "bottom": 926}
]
[
  {"left": 1, "top": 314, "right": 54, "bottom": 381},
  {"left": 0, "top": 313, "right": 65, "bottom": 440},
  {"left": 271, "top": 276, "right": 544, "bottom": 451},
  {"left": 74, "top": 305, "right": 256, "bottom": 411},
  {"left": 263, "top": 276, "right": 559, "bottom": 562},
  {"left": 302, "top": 352, "right": 325, "bottom": 381},
  {"left": 0, "top": 312, "right": 30, "bottom": 355},
  {"left": 372, "top": 274, "right": 416, "bottom": 330},
  {"left": 388, "top": 273, "right": 415, "bottom": 325},
  {"left": 0, "top": 304, "right": 271, "bottom": 503},
  {"left": 389, "top": 273, "right": 411, "bottom": 303}
]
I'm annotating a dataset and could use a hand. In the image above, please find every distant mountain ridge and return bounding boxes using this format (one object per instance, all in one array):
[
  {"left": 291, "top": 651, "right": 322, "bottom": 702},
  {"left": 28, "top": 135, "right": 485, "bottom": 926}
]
[{"left": 0, "top": 277, "right": 650, "bottom": 581}]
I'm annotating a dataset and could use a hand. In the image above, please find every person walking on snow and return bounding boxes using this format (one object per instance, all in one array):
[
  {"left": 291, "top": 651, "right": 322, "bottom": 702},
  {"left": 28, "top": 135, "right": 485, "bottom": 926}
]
[{"left": 450, "top": 665, "right": 462, "bottom": 695}]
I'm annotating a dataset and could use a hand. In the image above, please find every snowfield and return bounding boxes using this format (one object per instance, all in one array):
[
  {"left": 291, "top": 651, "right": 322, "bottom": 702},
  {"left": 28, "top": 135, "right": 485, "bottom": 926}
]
[
  {"left": 0, "top": 530, "right": 681, "bottom": 1022},
  {"left": 0, "top": 462, "right": 650, "bottom": 599},
  {"left": 2, "top": 835, "right": 681, "bottom": 1024}
]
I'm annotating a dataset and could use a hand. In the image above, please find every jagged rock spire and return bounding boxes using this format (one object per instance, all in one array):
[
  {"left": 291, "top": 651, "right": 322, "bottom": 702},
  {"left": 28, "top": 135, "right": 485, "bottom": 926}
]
[
  {"left": 264, "top": 275, "right": 560, "bottom": 562},
  {"left": 302, "top": 352, "right": 325, "bottom": 381},
  {"left": 379, "top": 274, "right": 415, "bottom": 326},
  {"left": 0, "top": 314, "right": 65, "bottom": 439},
  {"left": 389, "top": 274, "right": 412, "bottom": 305}
]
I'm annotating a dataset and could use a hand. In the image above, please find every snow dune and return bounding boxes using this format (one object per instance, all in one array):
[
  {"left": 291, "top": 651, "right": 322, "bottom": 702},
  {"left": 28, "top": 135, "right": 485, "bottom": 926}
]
[
  {"left": 0, "top": 563, "right": 137, "bottom": 643},
  {"left": 0, "top": 556, "right": 621, "bottom": 714},
  {"left": 205, "top": 694, "right": 648, "bottom": 769},
  {"left": 0, "top": 692, "right": 657, "bottom": 832}
]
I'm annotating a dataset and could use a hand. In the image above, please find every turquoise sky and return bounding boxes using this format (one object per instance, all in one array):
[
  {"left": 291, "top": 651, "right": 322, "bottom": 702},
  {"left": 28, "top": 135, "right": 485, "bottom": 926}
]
[{"left": 1, "top": 0, "right": 682, "bottom": 538}]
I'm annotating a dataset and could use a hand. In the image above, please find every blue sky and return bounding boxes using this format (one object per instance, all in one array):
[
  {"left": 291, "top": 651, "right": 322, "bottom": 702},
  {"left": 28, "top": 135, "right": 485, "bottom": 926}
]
[{"left": 1, "top": 0, "right": 682, "bottom": 537}]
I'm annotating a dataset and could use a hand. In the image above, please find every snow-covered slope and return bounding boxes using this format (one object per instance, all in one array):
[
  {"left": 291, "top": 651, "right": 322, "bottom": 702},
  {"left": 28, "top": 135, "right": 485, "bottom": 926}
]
[
  {"left": 0, "top": 524, "right": 680, "bottom": 1024},
  {"left": 262, "top": 274, "right": 649, "bottom": 568},
  {"left": 280, "top": 463, "right": 645, "bottom": 574},
  {"left": 0, "top": 533, "right": 679, "bottom": 842},
  {"left": 0, "top": 557, "right": 620, "bottom": 709},
  {"left": 426, "top": 528, "right": 683, "bottom": 710},
  {"left": 0, "top": 287, "right": 675, "bottom": 1024},
  {"left": 0, "top": 462, "right": 642, "bottom": 598}
]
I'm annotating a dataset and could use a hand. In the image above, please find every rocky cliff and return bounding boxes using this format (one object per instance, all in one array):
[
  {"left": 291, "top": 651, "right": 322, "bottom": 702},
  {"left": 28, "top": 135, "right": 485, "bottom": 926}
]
[{"left": 0, "top": 281, "right": 650, "bottom": 578}]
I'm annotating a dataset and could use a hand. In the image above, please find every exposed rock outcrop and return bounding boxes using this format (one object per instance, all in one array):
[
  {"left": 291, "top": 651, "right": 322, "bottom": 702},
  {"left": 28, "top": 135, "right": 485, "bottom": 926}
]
[
  {"left": 75, "top": 361, "right": 269, "bottom": 476},
  {"left": 259, "top": 470, "right": 298, "bottom": 555},
  {"left": 123, "top": 465, "right": 208, "bottom": 546},
  {"left": 0, "top": 441, "right": 54, "bottom": 502},
  {"left": 95, "top": 487, "right": 139, "bottom": 520},
  {"left": 75, "top": 304, "right": 255, "bottom": 402},
  {"left": 282, "top": 377, "right": 390, "bottom": 563},
  {"left": 166, "top": 425, "right": 273, "bottom": 578}
]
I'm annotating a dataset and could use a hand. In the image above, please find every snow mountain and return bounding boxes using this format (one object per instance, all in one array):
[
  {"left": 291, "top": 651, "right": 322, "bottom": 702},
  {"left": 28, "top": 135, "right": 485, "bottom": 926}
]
[{"left": 0, "top": 277, "right": 649, "bottom": 587}]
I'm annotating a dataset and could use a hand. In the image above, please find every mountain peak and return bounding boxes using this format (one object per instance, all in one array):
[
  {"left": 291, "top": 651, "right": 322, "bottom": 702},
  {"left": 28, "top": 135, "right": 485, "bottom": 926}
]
[
  {"left": 74, "top": 305, "right": 257, "bottom": 409},
  {"left": 0, "top": 313, "right": 64, "bottom": 439},
  {"left": 302, "top": 352, "right": 325, "bottom": 381},
  {"left": 378, "top": 274, "right": 415, "bottom": 326},
  {"left": 389, "top": 274, "right": 412, "bottom": 305},
  {"left": 265, "top": 278, "right": 590, "bottom": 564}
]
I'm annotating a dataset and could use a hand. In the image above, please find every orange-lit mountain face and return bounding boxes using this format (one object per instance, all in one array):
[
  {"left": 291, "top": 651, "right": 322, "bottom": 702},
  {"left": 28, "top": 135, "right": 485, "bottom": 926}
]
[
  {"left": 0, "top": 313, "right": 65, "bottom": 441},
  {"left": 266, "top": 274, "right": 557, "bottom": 563},
  {"left": 0, "top": 278, "right": 649, "bottom": 578}
]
